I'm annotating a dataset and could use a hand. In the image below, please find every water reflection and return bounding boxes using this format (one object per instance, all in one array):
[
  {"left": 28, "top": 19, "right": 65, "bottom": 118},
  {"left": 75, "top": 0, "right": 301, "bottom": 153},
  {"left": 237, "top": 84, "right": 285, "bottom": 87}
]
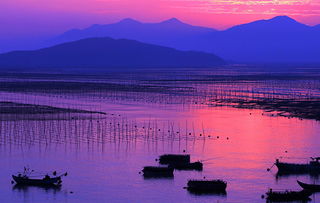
[
  {"left": 0, "top": 70, "right": 319, "bottom": 202},
  {"left": 186, "top": 188, "right": 227, "bottom": 197},
  {"left": 12, "top": 184, "right": 61, "bottom": 193}
]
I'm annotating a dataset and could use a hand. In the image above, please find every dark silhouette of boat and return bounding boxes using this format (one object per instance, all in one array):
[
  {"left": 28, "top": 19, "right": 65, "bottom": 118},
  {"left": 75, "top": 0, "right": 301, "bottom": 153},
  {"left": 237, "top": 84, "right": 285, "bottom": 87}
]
[
  {"left": 12, "top": 175, "right": 62, "bottom": 186},
  {"left": 265, "top": 189, "right": 312, "bottom": 202},
  {"left": 275, "top": 157, "right": 320, "bottom": 174},
  {"left": 297, "top": 180, "right": 320, "bottom": 192},
  {"left": 142, "top": 166, "right": 174, "bottom": 178},
  {"left": 159, "top": 154, "right": 190, "bottom": 165},
  {"left": 187, "top": 179, "right": 227, "bottom": 193},
  {"left": 169, "top": 161, "right": 203, "bottom": 171},
  {"left": 12, "top": 168, "right": 67, "bottom": 186}
]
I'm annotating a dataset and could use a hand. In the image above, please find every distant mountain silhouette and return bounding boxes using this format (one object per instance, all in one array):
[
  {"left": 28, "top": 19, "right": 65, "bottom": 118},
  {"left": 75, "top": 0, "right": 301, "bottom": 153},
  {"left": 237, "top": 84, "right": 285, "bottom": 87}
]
[
  {"left": 2, "top": 16, "right": 319, "bottom": 64},
  {"left": 205, "top": 16, "right": 320, "bottom": 63},
  {"left": 49, "top": 18, "right": 216, "bottom": 51},
  {"left": 0, "top": 37, "right": 225, "bottom": 70},
  {"left": 50, "top": 16, "right": 320, "bottom": 64}
]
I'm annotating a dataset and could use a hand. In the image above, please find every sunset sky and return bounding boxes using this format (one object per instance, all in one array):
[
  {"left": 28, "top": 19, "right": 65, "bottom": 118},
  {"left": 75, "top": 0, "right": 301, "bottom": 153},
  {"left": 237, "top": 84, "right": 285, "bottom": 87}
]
[{"left": 1, "top": 0, "right": 320, "bottom": 38}]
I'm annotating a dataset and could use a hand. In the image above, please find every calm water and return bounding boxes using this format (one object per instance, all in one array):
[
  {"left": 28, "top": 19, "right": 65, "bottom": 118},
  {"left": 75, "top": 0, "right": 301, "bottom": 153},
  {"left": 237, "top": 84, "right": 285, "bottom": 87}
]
[{"left": 0, "top": 70, "right": 319, "bottom": 203}]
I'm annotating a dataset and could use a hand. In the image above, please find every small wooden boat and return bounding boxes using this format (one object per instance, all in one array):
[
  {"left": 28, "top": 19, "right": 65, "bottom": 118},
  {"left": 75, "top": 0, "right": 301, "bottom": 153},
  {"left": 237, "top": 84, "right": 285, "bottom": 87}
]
[
  {"left": 266, "top": 189, "right": 312, "bottom": 202},
  {"left": 12, "top": 168, "right": 67, "bottom": 186},
  {"left": 187, "top": 179, "right": 227, "bottom": 193},
  {"left": 275, "top": 157, "right": 320, "bottom": 174},
  {"left": 142, "top": 166, "right": 174, "bottom": 178},
  {"left": 297, "top": 180, "right": 320, "bottom": 191},
  {"left": 12, "top": 175, "right": 62, "bottom": 186},
  {"left": 159, "top": 154, "right": 190, "bottom": 165},
  {"left": 169, "top": 161, "right": 203, "bottom": 171}
]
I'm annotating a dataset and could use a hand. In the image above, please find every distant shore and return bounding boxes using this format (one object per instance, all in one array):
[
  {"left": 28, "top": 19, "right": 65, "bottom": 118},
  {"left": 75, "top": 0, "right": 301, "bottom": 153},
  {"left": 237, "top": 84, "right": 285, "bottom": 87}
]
[
  {"left": 211, "top": 98, "right": 320, "bottom": 121},
  {"left": 0, "top": 101, "right": 105, "bottom": 120}
]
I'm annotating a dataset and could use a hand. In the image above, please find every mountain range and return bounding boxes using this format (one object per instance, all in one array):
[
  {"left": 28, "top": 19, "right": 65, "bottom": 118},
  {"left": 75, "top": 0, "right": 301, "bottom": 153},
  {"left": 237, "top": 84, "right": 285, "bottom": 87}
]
[
  {"left": 49, "top": 16, "right": 320, "bottom": 64},
  {"left": 48, "top": 18, "right": 216, "bottom": 53},
  {"left": 1, "top": 16, "right": 319, "bottom": 64},
  {"left": 0, "top": 37, "right": 225, "bottom": 70}
]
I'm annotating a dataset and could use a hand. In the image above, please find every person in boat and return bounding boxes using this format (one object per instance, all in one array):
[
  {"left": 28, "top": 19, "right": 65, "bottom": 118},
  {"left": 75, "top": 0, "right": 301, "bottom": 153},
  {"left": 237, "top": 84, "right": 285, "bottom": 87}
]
[{"left": 43, "top": 174, "right": 51, "bottom": 180}]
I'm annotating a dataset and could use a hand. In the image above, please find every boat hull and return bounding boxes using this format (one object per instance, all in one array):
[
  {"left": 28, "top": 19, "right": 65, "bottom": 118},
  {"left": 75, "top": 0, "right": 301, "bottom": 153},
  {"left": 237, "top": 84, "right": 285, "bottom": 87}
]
[
  {"left": 159, "top": 154, "right": 190, "bottom": 165},
  {"left": 266, "top": 190, "right": 312, "bottom": 202},
  {"left": 297, "top": 180, "right": 320, "bottom": 191},
  {"left": 142, "top": 167, "right": 174, "bottom": 178},
  {"left": 187, "top": 180, "right": 227, "bottom": 193},
  {"left": 12, "top": 175, "right": 61, "bottom": 186},
  {"left": 276, "top": 162, "right": 320, "bottom": 174},
  {"left": 169, "top": 161, "right": 203, "bottom": 171}
]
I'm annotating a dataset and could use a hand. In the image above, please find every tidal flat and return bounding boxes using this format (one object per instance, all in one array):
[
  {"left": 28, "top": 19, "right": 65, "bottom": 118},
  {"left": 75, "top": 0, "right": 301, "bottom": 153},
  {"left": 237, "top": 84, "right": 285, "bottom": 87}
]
[{"left": 0, "top": 67, "right": 319, "bottom": 203}]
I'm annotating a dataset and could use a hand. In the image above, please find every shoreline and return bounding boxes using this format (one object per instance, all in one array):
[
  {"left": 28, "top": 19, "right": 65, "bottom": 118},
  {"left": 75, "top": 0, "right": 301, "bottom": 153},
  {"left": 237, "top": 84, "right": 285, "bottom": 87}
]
[{"left": 210, "top": 98, "right": 320, "bottom": 121}]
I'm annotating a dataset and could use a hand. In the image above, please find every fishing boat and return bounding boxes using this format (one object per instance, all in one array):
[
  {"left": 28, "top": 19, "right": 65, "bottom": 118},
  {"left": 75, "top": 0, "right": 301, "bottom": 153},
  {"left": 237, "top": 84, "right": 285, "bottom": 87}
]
[
  {"left": 187, "top": 179, "right": 227, "bottom": 193},
  {"left": 266, "top": 189, "right": 312, "bottom": 202},
  {"left": 142, "top": 166, "right": 174, "bottom": 178},
  {"left": 275, "top": 157, "right": 320, "bottom": 174},
  {"left": 159, "top": 154, "right": 190, "bottom": 165},
  {"left": 297, "top": 180, "right": 320, "bottom": 191},
  {"left": 12, "top": 168, "right": 67, "bottom": 186},
  {"left": 169, "top": 161, "right": 203, "bottom": 171}
]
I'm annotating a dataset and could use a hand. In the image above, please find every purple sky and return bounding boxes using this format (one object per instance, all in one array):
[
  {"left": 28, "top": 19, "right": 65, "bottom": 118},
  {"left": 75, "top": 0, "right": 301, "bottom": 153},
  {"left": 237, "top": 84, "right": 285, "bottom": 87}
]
[{"left": 1, "top": 0, "right": 320, "bottom": 39}]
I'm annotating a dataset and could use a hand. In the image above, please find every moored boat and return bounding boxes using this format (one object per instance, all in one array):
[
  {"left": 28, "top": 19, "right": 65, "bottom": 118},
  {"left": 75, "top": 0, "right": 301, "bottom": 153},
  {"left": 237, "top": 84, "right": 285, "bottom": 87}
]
[
  {"left": 187, "top": 179, "right": 227, "bottom": 193},
  {"left": 159, "top": 154, "right": 190, "bottom": 165},
  {"left": 297, "top": 180, "right": 320, "bottom": 191},
  {"left": 266, "top": 189, "right": 312, "bottom": 202},
  {"left": 169, "top": 161, "right": 203, "bottom": 171},
  {"left": 12, "top": 168, "right": 67, "bottom": 186},
  {"left": 142, "top": 166, "right": 174, "bottom": 178},
  {"left": 12, "top": 175, "right": 62, "bottom": 186},
  {"left": 275, "top": 157, "right": 320, "bottom": 174}
]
